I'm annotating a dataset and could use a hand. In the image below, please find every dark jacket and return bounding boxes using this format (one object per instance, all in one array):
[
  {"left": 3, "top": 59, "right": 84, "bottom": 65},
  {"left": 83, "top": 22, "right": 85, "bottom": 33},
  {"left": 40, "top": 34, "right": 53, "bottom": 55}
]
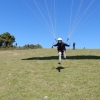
[
  {"left": 73, "top": 42, "right": 76, "bottom": 46},
  {"left": 53, "top": 42, "right": 70, "bottom": 52}
]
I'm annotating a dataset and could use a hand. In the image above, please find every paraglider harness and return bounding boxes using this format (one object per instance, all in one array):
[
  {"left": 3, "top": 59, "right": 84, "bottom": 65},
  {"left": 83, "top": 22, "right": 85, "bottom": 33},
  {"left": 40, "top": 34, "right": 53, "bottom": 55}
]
[
  {"left": 61, "top": 48, "right": 66, "bottom": 56},
  {"left": 57, "top": 45, "right": 66, "bottom": 56}
]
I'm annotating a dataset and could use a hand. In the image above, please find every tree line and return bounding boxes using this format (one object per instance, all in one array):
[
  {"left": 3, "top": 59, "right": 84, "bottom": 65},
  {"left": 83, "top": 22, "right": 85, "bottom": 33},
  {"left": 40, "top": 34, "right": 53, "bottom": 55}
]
[
  {"left": 18, "top": 44, "right": 42, "bottom": 50},
  {"left": 0, "top": 32, "right": 42, "bottom": 49}
]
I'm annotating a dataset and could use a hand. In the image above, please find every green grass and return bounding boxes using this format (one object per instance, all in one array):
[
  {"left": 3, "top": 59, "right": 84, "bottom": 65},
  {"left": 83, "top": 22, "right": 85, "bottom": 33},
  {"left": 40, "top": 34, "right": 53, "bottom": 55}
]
[{"left": 0, "top": 49, "right": 100, "bottom": 100}]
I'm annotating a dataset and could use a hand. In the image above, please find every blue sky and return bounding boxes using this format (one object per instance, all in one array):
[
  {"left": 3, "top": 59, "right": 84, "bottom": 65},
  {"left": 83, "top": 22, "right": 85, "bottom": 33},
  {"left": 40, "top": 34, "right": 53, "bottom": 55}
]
[{"left": 0, "top": 0, "right": 100, "bottom": 49}]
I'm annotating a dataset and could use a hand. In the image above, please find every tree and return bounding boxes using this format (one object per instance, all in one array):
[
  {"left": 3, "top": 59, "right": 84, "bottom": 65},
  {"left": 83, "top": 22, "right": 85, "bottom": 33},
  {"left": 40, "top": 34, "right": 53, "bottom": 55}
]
[
  {"left": 0, "top": 32, "right": 15, "bottom": 47},
  {"left": 15, "top": 43, "right": 17, "bottom": 47},
  {"left": 0, "top": 35, "right": 3, "bottom": 47}
]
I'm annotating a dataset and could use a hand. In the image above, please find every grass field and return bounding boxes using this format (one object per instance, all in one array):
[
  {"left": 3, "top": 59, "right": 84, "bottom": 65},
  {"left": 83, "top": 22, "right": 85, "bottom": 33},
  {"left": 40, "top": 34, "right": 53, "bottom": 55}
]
[{"left": 0, "top": 49, "right": 100, "bottom": 100}]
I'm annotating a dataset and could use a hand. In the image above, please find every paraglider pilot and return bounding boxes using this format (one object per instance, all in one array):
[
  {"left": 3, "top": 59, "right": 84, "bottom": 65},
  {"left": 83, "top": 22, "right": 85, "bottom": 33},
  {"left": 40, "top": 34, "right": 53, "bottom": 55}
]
[{"left": 53, "top": 38, "right": 70, "bottom": 64}]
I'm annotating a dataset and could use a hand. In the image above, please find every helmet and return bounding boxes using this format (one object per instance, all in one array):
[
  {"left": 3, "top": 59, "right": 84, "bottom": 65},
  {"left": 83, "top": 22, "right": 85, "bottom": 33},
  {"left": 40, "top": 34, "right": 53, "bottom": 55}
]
[{"left": 58, "top": 38, "right": 62, "bottom": 41}]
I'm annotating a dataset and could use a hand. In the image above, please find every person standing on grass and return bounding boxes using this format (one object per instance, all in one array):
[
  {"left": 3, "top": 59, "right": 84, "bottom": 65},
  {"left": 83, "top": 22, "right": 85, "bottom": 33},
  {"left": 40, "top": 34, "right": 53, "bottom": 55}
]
[
  {"left": 73, "top": 42, "right": 76, "bottom": 50},
  {"left": 52, "top": 38, "right": 70, "bottom": 64}
]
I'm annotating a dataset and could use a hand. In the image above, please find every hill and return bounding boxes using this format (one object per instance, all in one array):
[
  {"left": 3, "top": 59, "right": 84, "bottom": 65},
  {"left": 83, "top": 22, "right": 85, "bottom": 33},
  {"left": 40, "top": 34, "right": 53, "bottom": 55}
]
[{"left": 0, "top": 49, "right": 100, "bottom": 100}]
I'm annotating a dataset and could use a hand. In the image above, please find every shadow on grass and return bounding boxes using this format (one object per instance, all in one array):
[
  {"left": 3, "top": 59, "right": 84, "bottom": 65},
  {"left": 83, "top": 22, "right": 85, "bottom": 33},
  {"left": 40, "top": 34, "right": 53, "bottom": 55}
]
[
  {"left": 21, "top": 55, "right": 100, "bottom": 60},
  {"left": 56, "top": 66, "right": 65, "bottom": 72}
]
